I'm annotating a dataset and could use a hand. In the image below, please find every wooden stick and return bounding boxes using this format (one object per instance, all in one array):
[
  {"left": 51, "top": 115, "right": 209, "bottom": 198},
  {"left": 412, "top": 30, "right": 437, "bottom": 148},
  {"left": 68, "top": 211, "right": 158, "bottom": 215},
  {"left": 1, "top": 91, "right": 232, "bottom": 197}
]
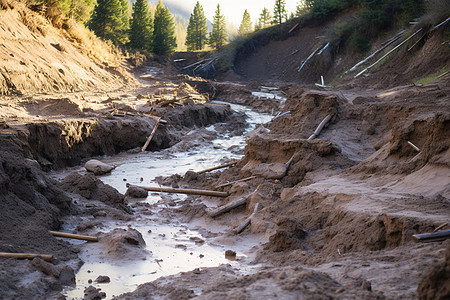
[
  {"left": 197, "top": 161, "right": 238, "bottom": 174},
  {"left": 433, "top": 223, "right": 448, "bottom": 233},
  {"left": 288, "top": 23, "right": 299, "bottom": 33},
  {"left": 432, "top": 16, "right": 450, "bottom": 31},
  {"left": 308, "top": 114, "right": 332, "bottom": 140},
  {"left": 412, "top": 229, "right": 450, "bottom": 243},
  {"left": 142, "top": 117, "right": 161, "bottom": 152},
  {"left": 234, "top": 203, "right": 259, "bottom": 234},
  {"left": 210, "top": 197, "right": 247, "bottom": 217},
  {"left": 318, "top": 43, "right": 329, "bottom": 55},
  {"left": 134, "top": 185, "right": 228, "bottom": 198},
  {"left": 298, "top": 47, "right": 320, "bottom": 73},
  {"left": 271, "top": 111, "right": 291, "bottom": 121},
  {"left": 407, "top": 141, "right": 421, "bottom": 152},
  {"left": 0, "top": 252, "right": 53, "bottom": 261},
  {"left": 355, "top": 28, "right": 423, "bottom": 78},
  {"left": 184, "top": 127, "right": 195, "bottom": 136},
  {"left": 49, "top": 231, "right": 98, "bottom": 242},
  {"left": 216, "top": 176, "right": 256, "bottom": 189}
]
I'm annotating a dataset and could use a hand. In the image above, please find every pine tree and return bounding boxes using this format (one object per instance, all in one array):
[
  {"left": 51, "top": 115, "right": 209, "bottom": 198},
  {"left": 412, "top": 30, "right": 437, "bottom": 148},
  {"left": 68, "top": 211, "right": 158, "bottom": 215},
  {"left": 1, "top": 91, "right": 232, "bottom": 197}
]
[
  {"left": 153, "top": 0, "right": 177, "bottom": 56},
  {"left": 185, "top": 1, "right": 208, "bottom": 51},
  {"left": 90, "top": 0, "right": 129, "bottom": 44},
  {"left": 295, "top": 0, "right": 309, "bottom": 17},
  {"left": 273, "top": 0, "right": 287, "bottom": 25},
  {"left": 238, "top": 9, "right": 252, "bottom": 36},
  {"left": 255, "top": 7, "right": 271, "bottom": 30},
  {"left": 129, "top": 0, "right": 153, "bottom": 51},
  {"left": 209, "top": 4, "right": 227, "bottom": 50}
]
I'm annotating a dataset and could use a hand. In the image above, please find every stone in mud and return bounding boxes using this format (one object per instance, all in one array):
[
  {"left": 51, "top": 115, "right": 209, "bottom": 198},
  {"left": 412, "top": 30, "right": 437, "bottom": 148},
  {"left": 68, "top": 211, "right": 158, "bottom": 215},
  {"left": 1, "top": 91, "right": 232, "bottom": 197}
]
[
  {"left": 99, "top": 228, "right": 149, "bottom": 260},
  {"left": 95, "top": 275, "right": 111, "bottom": 283},
  {"left": 125, "top": 185, "right": 148, "bottom": 198},
  {"left": 241, "top": 161, "right": 289, "bottom": 179},
  {"left": 85, "top": 159, "right": 114, "bottom": 175},
  {"left": 83, "top": 285, "right": 106, "bottom": 300}
]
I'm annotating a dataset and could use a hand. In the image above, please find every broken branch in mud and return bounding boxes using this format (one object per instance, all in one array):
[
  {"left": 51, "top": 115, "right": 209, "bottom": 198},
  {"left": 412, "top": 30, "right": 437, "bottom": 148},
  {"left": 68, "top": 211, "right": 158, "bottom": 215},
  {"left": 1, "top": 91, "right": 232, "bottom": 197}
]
[
  {"left": 355, "top": 28, "right": 423, "bottom": 78},
  {"left": 297, "top": 46, "right": 320, "bottom": 73},
  {"left": 216, "top": 176, "right": 257, "bottom": 189},
  {"left": 133, "top": 185, "right": 229, "bottom": 198},
  {"left": 210, "top": 197, "right": 247, "bottom": 217},
  {"left": 197, "top": 161, "right": 238, "bottom": 174},
  {"left": 407, "top": 141, "right": 421, "bottom": 152},
  {"left": 49, "top": 231, "right": 98, "bottom": 242},
  {"left": 141, "top": 117, "right": 161, "bottom": 152},
  {"left": 272, "top": 111, "right": 291, "bottom": 121},
  {"left": 184, "top": 127, "right": 195, "bottom": 136},
  {"left": 234, "top": 203, "right": 259, "bottom": 234},
  {"left": 412, "top": 229, "right": 450, "bottom": 243},
  {"left": 433, "top": 223, "right": 448, "bottom": 233},
  {"left": 0, "top": 252, "right": 53, "bottom": 261},
  {"left": 308, "top": 114, "right": 333, "bottom": 140}
]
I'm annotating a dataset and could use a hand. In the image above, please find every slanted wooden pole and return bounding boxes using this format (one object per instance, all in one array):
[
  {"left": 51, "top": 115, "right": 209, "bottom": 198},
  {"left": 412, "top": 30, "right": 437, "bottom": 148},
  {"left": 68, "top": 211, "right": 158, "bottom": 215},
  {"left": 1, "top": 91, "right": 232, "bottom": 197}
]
[
  {"left": 134, "top": 185, "right": 228, "bottom": 198},
  {"left": 234, "top": 203, "right": 259, "bottom": 234},
  {"left": 0, "top": 252, "right": 53, "bottom": 261},
  {"left": 49, "top": 231, "right": 98, "bottom": 242},
  {"left": 412, "top": 229, "right": 450, "bottom": 243},
  {"left": 142, "top": 117, "right": 161, "bottom": 152},
  {"left": 216, "top": 176, "right": 256, "bottom": 189},
  {"left": 197, "top": 161, "right": 238, "bottom": 174},
  {"left": 308, "top": 114, "right": 332, "bottom": 140}
]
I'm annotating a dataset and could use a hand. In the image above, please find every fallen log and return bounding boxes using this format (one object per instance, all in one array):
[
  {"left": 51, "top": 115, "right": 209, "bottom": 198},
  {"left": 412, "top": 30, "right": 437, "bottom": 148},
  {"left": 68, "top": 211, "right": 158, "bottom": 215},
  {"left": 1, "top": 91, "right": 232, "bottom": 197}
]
[
  {"left": 210, "top": 197, "right": 247, "bottom": 217},
  {"left": 412, "top": 229, "right": 450, "bottom": 243},
  {"left": 234, "top": 203, "right": 259, "bottom": 234},
  {"left": 355, "top": 28, "right": 423, "bottom": 78},
  {"left": 197, "top": 161, "right": 238, "bottom": 174},
  {"left": 49, "top": 231, "right": 98, "bottom": 242},
  {"left": 141, "top": 117, "right": 161, "bottom": 152},
  {"left": 134, "top": 185, "right": 228, "bottom": 198},
  {"left": 318, "top": 42, "right": 330, "bottom": 55},
  {"left": 0, "top": 252, "right": 53, "bottom": 261},
  {"left": 308, "top": 114, "right": 332, "bottom": 140},
  {"left": 432, "top": 16, "right": 450, "bottom": 31},
  {"left": 216, "top": 176, "right": 256, "bottom": 189},
  {"left": 297, "top": 46, "right": 320, "bottom": 73}
]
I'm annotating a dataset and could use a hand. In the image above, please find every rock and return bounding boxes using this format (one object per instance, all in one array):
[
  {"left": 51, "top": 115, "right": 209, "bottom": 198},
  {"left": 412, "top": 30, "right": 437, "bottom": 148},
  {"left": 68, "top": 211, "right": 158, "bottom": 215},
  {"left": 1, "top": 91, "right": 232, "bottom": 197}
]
[
  {"left": 83, "top": 285, "right": 106, "bottom": 300},
  {"left": 85, "top": 159, "right": 114, "bottom": 175},
  {"left": 99, "top": 228, "right": 149, "bottom": 259},
  {"left": 125, "top": 185, "right": 148, "bottom": 198},
  {"left": 95, "top": 275, "right": 110, "bottom": 283},
  {"left": 225, "top": 250, "right": 236, "bottom": 258}
]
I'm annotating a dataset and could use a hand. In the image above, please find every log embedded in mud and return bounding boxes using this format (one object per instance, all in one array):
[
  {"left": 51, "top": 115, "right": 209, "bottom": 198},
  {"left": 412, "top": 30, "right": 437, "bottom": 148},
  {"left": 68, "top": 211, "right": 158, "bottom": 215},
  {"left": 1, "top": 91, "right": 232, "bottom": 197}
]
[
  {"left": 135, "top": 186, "right": 229, "bottom": 198},
  {"left": 308, "top": 114, "right": 333, "bottom": 140},
  {"left": 412, "top": 230, "right": 450, "bottom": 243},
  {"left": 216, "top": 176, "right": 257, "bottom": 189},
  {"left": 0, "top": 252, "right": 53, "bottom": 261},
  {"left": 234, "top": 203, "right": 259, "bottom": 234},
  {"left": 49, "top": 231, "right": 98, "bottom": 242},
  {"left": 355, "top": 28, "right": 423, "bottom": 78},
  {"left": 210, "top": 197, "right": 247, "bottom": 217},
  {"left": 197, "top": 161, "right": 238, "bottom": 174},
  {"left": 141, "top": 117, "right": 161, "bottom": 152}
]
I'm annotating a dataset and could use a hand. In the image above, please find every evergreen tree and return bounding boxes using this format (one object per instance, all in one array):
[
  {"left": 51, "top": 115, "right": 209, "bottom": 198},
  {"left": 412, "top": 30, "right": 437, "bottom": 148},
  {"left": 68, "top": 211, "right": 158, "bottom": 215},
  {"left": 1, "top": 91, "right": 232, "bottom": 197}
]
[
  {"left": 209, "top": 4, "right": 227, "bottom": 50},
  {"left": 185, "top": 1, "right": 208, "bottom": 51},
  {"left": 153, "top": 0, "right": 177, "bottom": 56},
  {"left": 255, "top": 7, "right": 271, "bottom": 30},
  {"left": 129, "top": 0, "right": 153, "bottom": 51},
  {"left": 90, "top": 0, "right": 129, "bottom": 44},
  {"left": 295, "top": 0, "right": 309, "bottom": 17},
  {"left": 273, "top": 0, "right": 287, "bottom": 24},
  {"left": 238, "top": 9, "right": 252, "bottom": 36}
]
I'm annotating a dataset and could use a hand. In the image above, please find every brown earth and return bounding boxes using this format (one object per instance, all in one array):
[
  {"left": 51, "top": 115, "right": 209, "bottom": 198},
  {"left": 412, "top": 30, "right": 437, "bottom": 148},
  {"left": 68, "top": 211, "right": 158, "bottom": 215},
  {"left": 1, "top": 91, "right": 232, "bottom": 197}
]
[{"left": 0, "top": 1, "right": 449, "bottom": 299}]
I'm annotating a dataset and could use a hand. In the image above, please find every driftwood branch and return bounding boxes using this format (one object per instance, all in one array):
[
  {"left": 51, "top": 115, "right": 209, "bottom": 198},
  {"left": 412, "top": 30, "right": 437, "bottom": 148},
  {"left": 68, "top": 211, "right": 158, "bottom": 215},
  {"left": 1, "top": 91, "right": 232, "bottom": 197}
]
[
  {"left": 355, "top": 28, "right": 423, "bottom": 78},
  {"left": 134, "top": 185, "right": 228, "bottom": 198},
  {"left": 142, "top": 117, "right": 161, "bottom": 152},
  {"left": 298, "top": 47, "right": 320, "bottom": 73},
  {"left": 412, "top": 229, "right": 450, "bottom": 243},
  {"left": 210, "top": 197, "right": 247, "bottom": 217},
  {"left": 433, "top": 223, "right": 448, "bottom": 233},
  {"left": 271, "top": 111, "right": 291, "bottom": 121},
  {"left": 0, "top": 252, "right": 53, "bottom": 261},
  {"left": 308, "top": 114, "right": 333, "bottom": 140},
  {"left": 49, "top": 231, "right": 98, "bottom": 242},
  {"left": 234, "top": 203, "right": 259, "bottom": 234},
  {"left": 216, "top": 176, "right": 256, "bottom": 189},
  {"left": 197, "top": 161, "right": 238, "bottom": 174}
]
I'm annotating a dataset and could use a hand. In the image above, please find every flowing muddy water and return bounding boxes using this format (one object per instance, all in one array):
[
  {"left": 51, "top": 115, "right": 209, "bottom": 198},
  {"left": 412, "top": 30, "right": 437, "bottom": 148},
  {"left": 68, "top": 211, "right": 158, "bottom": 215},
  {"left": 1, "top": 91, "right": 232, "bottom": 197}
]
[{"left": 61, "top": 100, "right": 277, "bottom": 299}]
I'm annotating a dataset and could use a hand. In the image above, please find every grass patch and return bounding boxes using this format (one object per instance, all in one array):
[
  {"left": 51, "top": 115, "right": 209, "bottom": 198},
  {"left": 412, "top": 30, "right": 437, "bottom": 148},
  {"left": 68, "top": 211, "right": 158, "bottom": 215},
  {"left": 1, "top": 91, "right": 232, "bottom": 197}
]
[{"left": 414, "top": 68, "right": 448, "bottom": 85}]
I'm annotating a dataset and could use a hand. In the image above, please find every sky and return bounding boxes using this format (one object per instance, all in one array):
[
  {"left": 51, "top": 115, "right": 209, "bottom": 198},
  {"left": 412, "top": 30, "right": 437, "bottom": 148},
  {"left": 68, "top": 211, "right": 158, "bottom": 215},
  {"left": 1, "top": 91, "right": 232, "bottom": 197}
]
[{"left": 164, "top": 0, "right": 299, "bottom": 26}]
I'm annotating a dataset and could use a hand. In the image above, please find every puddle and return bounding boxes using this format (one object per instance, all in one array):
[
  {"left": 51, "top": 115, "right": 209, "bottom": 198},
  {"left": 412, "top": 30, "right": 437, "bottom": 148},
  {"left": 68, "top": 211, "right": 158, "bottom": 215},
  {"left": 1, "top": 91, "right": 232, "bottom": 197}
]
[{"left": 62, "top": 102, "right": 272, "bottom": 299}]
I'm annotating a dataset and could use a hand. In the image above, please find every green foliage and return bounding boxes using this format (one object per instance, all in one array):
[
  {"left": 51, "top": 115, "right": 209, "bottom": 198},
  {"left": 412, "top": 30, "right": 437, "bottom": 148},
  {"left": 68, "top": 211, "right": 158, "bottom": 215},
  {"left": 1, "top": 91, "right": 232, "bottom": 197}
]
[
  {"left": 295, "top": 0, "right": 310, "bottom": 17},
  {"left": 273, "top": 0, "right": 287, "bottom": 25},
  {"left": 152, "top": 0, "right": 177, "bottom": 56},
  {"left": 209, "top": 4, "right": 227, "bottom": 50},
  {"left": 349, "top": 30, "right": 370, "bottom": 52},
  {"left": 185, "top": 1, "right": 208, "bottom": 51},
  {"left": 89, "top": 0, "right": 129, "bottom": 44},
  {"left": 239, "top": 9, "right": 252, "bottom": 36},
  {"left": 306, "top": 0, "right": 343, "bottom": 21},
  {"left": 255, "top": 7, "right": 272, "bottom": 31},
  {"left": 129, "top": 0, "right": 153, "bottom": 52}
]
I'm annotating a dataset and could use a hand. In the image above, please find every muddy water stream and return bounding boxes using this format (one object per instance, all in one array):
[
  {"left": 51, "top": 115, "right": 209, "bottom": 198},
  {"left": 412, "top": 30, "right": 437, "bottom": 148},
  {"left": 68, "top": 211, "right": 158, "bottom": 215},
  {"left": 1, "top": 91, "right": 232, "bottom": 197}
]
[{"left": 61, "top": 98, "right": 279, "bottom": 299}]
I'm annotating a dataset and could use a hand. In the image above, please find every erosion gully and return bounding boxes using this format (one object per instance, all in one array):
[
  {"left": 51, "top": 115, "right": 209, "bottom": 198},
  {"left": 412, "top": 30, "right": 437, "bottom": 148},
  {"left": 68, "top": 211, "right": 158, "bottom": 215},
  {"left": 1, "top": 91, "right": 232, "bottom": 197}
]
[{"left": 58, "top": 91, "right": 284, "bottom": 299}]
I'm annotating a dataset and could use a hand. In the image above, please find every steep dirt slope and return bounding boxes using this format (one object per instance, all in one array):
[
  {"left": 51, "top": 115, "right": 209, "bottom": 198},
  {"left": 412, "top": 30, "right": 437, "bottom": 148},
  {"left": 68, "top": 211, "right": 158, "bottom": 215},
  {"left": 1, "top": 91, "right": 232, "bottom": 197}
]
[{"left": 0, "top": 1, "right": 135, "bottom": 95}]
